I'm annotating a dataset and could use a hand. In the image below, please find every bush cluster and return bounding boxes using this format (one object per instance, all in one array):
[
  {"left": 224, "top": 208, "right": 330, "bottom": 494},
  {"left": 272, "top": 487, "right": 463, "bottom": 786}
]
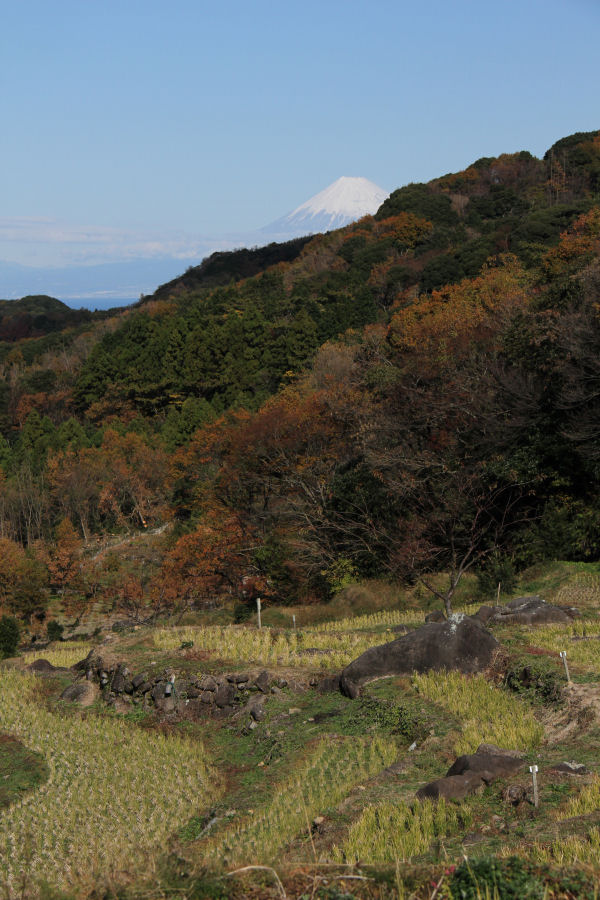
[
  {"left": 504, "top": 655, "right": 564, "bottom": 704},
  {"left": 0, "top": 615, "right": 20, "bottom": 658}
]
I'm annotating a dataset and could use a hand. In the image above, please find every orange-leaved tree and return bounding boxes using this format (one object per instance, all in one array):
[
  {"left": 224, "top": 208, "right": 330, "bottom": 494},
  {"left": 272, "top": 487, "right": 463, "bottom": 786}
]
[
  {"left": 388, "top": 253, "right": 531, "bottom": 371},
  {"left": 47, "top": 517, "right": 83, "bottom": 600}
]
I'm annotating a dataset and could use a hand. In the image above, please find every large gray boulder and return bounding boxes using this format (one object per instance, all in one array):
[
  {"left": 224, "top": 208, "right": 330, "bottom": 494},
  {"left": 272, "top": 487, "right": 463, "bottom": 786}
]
[
  {"left": 446, "top": 748, "right": 524, "bottom": 780},
  {"left": 341, "top": 615, "right": 499, "bottom": 693},
  {"left": 487, "top": 595, "right": 578, "bottom": 626}
]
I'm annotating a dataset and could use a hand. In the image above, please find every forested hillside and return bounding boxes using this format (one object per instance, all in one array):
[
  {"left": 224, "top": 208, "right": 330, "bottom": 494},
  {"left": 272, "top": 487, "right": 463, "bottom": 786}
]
[{"left": 1, "top": 129, "right": 600, "bottom": 627}]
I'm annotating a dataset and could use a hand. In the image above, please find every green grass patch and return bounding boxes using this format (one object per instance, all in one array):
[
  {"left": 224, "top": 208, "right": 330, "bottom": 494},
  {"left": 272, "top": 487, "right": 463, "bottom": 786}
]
[{"left": 0, "top": 734, "right": 48, "bottom": 809}]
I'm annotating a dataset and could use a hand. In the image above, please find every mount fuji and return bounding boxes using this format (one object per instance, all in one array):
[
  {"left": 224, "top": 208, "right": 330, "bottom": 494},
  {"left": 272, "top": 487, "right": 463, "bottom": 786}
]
[
  {"left": 262, "top": 176, "right": 389, "bottom": 237},
  {"left": 1, "top": 178, "right": 389, "bottom": 310}
]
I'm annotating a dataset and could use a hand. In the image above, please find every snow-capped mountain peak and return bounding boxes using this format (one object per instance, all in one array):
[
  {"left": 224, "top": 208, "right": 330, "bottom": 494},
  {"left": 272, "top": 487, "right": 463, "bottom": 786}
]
[{"left": 262, "top": 176, "right": 389, "bottom": 236}]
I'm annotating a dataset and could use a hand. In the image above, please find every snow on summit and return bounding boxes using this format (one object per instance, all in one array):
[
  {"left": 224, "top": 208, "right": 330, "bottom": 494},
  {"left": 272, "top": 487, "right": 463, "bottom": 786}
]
[{"left": 262, "top": 176, "right": 389, "bottom": 237}]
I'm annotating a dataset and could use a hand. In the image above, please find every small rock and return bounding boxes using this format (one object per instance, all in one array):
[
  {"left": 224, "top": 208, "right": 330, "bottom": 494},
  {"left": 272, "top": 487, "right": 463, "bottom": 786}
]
[
  {"left": 27, "top": 659, "right": 58, "bottom": 674},
  {"left": 502, "top": 784, "right": 529, "bottom": 806},
  {"left": 255, "top": 671, "right": 270, "bottom": 693},
  {"left": 200, "top": 691, "right": 215, "bottom": 704},
  {"left": 446, "top": 749, "right": 523, "bottom": 780},
  {"left": 131, "top": 673, "right": 147, "bottom": 690},
  {"left": 151, "top": 682, "right": 168, "bottom": 702},
  {"left": 416, "top": 772, "right": 487, "bottom": 802},
  {"left": 215, "top": 683, "right": 237, "bottom": 708},
  {"left": 186, "top": 687, "right": 202, "bottom": 699},
  {"left": 251, "top": 705, "right": 266, "bottom": 722},
  {"left": 471, "top": 605, "right": 495, "bottom": 624},
  {"left": 288, "top": 707, "right": 301, "bottom": 715},
  {"left": 60, "top": 682, "right": 99, "bottom": 706},
  {"left": 155, "top": 695, "right": 176, "bottom": 713},
  {"left": 227, "top": 673, "right": 249, "bottom": 684},
  {"left": 199, "top": 674, "right": 218, "bottom": 692},
  {"left": 111, "top": 673, "right": 126, "bottom": 694},
  {"left": 552, "top": 761, "right": 589, "bottom": 776}
]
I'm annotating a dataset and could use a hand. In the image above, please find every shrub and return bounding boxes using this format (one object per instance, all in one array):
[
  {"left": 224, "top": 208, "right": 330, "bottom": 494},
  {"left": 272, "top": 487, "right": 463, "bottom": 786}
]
[
  {"left": 477, "top": 553, "right": 517, "bottom": 598},
  {"left": 450, "top": 856, "right": 545, "bottom": 900},
  {"left": 0, "top": 615, "right": 20, "bottom": 658},
  {"left": 233, "top": 601, "right": 253, "bottom": 623},
  {"left": 46, "top": 620, "right": 64, "bottom": 642},
  {"left": 504, "top": 655, "right": 564, "bottom": 704},
  {"left": 339, "top": 696, "right": 424, "bottom": 741}
]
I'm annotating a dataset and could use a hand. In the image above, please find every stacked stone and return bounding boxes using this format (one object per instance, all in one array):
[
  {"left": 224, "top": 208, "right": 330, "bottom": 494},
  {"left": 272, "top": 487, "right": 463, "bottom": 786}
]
[{"left": 71, "top": 649, "right": 281, "bottom": 716}]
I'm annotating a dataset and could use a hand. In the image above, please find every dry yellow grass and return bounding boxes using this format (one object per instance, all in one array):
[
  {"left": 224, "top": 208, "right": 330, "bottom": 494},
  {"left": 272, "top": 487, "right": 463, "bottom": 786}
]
[
  {"left": 412, "top": 670, "right": 543, "bottom": 754},
  {"left": 197, "top": 735, "right": 397, "bottom": 867},
  {"left": 520, "top": 828, "right": 600, "bottom": 866},
  {"left": 153, "top": 624, "right": 394, "bottom": 669},
  {"left": 551, "top": 571, "right": 600, "bottom": 611},
  {"left": 22, "top": 643, "right": 92, "bottom": 669},
  {"left": 525, "top": 622, "right": 600, "bottom": 674},
  {"left": 0, "top": 669, "right": 218, "bottom": 894},
  {"left": 333, "top": 797, "right": 473, "bottom": 864}
]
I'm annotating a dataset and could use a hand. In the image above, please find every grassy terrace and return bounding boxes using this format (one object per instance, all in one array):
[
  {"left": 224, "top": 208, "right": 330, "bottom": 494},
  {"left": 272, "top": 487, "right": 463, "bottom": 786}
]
[{"left": 2, "top": 561, "right": 600, "bottom": 897}]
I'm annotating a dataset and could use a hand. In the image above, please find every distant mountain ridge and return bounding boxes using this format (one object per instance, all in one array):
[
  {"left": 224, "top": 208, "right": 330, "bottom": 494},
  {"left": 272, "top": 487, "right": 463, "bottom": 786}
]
[
  {"left": 262, "top": 176, "right": 389, "bottom": 235},
  {"left": 0, "top": 178, "right": 389, "bottom": 307},
  {"left": 0, "top": 294, "right": 92, "bottom": 341}
]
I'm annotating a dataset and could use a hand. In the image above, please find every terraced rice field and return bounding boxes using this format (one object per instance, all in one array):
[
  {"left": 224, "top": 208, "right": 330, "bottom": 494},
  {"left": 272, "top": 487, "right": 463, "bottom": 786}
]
[{"left": 0, "top": 669, "right": 218, "bottom": 893}]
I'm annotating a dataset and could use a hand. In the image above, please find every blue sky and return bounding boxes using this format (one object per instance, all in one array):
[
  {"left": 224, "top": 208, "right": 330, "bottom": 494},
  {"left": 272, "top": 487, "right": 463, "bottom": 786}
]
[{"left": 1, "top": 0, "right": 599, "bottom": 268}]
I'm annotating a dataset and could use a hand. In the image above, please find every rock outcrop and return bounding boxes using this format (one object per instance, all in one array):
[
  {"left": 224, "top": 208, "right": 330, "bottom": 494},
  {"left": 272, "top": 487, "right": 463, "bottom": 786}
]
[
  {"left": 417, "top": 744, "right": 525, "bottom": 802},
  {"left": 340, "top": 615, "right": 499, "bottom": 696},
  {"left": 476, "top": 595, "right": 579, "bottom": 626}
]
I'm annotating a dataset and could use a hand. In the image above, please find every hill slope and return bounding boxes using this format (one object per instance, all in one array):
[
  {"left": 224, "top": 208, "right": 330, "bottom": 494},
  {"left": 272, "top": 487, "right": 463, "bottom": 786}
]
[{"left": 0, "top": 127, "right": 599, "bottom": 615}]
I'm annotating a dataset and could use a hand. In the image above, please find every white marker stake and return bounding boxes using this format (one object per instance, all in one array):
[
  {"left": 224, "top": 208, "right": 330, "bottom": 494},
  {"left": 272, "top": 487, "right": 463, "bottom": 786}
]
[
  {"left": 559, "top": 650, "right": 571, "bottom": 683},
  {"left": 256, "top": 597, "right": 262, "bottom": 630},
  {"left": 292, "top": 614, "right": 296, "bottom": 630},
  {"left": 530, "top": 765, "right": 539, "bottom": 808}
]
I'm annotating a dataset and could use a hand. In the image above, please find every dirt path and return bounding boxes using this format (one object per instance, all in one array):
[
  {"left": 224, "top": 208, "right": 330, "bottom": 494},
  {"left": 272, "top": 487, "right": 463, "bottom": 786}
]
[
  {"left": 88, "top": 522, "right": 171, "bottom": 561},
  {"left": 542, "top": 682, "right": 600, "bottom": 743}
]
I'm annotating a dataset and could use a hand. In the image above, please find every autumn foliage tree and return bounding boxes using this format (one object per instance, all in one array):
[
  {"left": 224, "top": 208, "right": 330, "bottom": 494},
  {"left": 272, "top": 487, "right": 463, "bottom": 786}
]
[
  {"left": 47, "top": 517, "right": 83, "bottom": 604},
  {"left": 157, "top": 509, "right": 247, "bottom": 615}
]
